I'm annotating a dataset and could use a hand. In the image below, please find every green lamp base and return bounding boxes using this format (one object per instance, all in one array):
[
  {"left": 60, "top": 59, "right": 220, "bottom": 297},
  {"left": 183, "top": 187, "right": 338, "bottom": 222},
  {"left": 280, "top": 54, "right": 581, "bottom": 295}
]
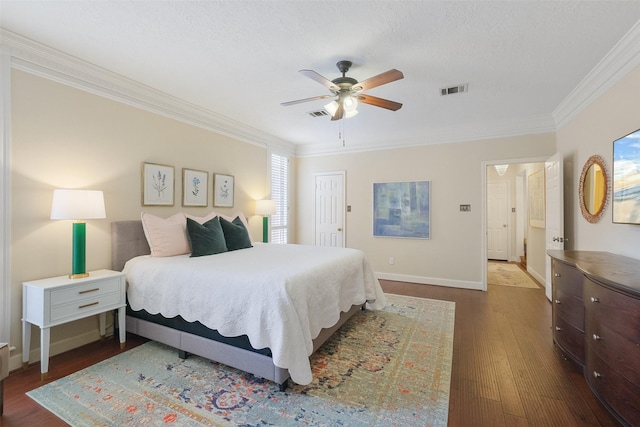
[
  {"left": 262, "top": 216, "right": 269, "bottom": 243},
  {"left": 70, "top": 221, "right": 88, "bottom": 278}
]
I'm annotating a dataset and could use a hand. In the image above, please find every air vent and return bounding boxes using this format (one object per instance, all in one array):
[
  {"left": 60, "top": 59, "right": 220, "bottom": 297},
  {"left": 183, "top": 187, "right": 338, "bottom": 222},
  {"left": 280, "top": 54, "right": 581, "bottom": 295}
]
[
  {"left": 440, "top": 84, "right": 468, "bottom": 96},
  {"left": 308, "top": 110, "right": 329, "bottom": 118}
]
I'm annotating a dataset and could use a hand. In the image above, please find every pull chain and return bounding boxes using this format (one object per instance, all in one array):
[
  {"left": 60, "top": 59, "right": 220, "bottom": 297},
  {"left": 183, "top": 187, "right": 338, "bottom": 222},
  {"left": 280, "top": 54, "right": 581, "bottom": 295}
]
[{"left": 339, "top": 118, "right": 346, "bottom": 147}]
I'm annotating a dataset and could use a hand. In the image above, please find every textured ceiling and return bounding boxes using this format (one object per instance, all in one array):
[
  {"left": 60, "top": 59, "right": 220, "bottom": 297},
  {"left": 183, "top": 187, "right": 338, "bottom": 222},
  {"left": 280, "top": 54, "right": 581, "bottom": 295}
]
[{"left": 2, "top": 1, "right": 640, "bottom": 155}]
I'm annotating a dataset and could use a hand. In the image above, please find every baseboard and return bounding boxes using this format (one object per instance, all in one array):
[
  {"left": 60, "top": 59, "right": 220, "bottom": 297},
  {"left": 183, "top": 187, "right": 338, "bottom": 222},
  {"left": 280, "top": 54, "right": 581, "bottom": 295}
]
[
  {"left": 526, "top": 266, "right": 546, "bottom": 287},
  {"left": 9, "top": 329, "right": 105, "bottom": 372},
  {"left": 376, "top": 272, "right": 484, "bottom": 291}
]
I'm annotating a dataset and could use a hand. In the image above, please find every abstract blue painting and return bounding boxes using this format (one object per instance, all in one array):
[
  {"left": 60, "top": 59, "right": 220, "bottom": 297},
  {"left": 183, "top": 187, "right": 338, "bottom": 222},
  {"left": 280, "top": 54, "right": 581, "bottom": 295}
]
[{"left": 373, "top": 181, "right": 430, "bottom": 239}]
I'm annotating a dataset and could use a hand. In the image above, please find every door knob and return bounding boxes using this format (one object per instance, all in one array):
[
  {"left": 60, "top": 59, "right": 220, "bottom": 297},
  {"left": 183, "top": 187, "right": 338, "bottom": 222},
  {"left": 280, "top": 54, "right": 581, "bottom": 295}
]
[{"left": 337, "top": 228, "right": 342, "bottom": 232}]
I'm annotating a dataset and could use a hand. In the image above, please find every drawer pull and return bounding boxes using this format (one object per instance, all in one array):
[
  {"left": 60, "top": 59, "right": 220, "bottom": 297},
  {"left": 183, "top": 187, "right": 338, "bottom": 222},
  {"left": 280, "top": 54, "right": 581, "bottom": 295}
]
[
  {"left": 592, "top": 334, "right": 601, "bottom": 341},
  {"left": 590, "top": 297, "right": 599, "bottom": 303},
  {"left": 79, "top": 301, "right": 99, "bottom": 309},
  {"left": 554, "top": 299, "right": 561, "bottom": 304},
  {"left": 555, "top": 326, "right": 562, "bottom": 331},
  {"left": 593, "top": 371, "right": 602, "bottom": 378},
  {"left": 554, "top": 273, "right": 561, "bottom": 277},
  {"left": 79, "top": 288, "right": 100, "bottom": 295}
]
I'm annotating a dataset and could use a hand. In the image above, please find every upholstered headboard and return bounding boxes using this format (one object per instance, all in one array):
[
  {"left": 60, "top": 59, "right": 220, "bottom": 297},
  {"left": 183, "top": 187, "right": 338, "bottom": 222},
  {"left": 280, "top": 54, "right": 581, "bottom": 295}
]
[{"left": 111, "top": 221, "right": 150, "bottom": 271}]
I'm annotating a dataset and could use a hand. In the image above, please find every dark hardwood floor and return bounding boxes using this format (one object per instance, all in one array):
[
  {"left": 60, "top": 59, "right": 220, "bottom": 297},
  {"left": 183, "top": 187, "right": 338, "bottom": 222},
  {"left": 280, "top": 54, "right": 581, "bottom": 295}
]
[{"left": 1, "top": 265, "right": 620, "bottom": 426}]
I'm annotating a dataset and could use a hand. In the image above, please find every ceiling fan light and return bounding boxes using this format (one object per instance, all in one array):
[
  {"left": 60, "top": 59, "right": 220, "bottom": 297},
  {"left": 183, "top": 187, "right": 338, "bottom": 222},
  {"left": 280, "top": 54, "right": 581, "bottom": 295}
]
[
  {"left": 343, "top": 96, "right": 358, "bottom": 112},
  {"left": 345, "top": 109, "right": 358, "bottom": 118},
  {"left": 324, "top": 100, "right": 339, "bottom": 116}
]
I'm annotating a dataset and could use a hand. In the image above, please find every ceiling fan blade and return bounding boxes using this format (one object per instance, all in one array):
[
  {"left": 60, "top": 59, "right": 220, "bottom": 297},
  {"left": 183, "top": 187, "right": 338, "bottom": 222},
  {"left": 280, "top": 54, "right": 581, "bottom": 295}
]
[
  {"left": 357, "top": 94, "right": 403, "bottom": 111},
  {"left": 299, "top": 69, "right": 340, "bottom": 92},
  {"left": 280, "top": 94, "right": 333, "bottom": 106},
  {"left": 353, "top": 69, "right": 404, "bottom": 92},
  {"left": 330, "top": 102, "right": 345, "bottom": 121}
]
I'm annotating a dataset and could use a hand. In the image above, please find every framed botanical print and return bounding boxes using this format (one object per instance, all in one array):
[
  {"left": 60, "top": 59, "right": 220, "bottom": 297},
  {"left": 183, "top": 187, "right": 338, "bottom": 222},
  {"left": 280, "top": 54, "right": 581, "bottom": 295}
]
[
  {"left": 182, "top": 168, "right": 209, "bottom": 207},
  {"left": 213, "top": 173, "right": 234, "bottom": 207},
  {"left": 142, "top": 162, "right": 174, "bottom": 206}
]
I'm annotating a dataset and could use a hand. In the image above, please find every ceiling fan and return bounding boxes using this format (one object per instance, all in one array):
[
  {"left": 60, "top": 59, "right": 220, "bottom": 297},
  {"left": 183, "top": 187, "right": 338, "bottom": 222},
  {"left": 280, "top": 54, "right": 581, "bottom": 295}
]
[{"left": 281, "top": 60, "right": 404, "bottom": 121}]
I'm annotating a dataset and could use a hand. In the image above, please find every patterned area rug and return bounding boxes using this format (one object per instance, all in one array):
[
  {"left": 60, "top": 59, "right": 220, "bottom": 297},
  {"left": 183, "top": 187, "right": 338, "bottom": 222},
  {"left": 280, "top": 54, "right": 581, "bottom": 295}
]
[
  {"left": 28, "top": 294, "right": 454, "bottom": 426},
  {"left": 488, "top": 261, "right": 540, "bottom": 288}
]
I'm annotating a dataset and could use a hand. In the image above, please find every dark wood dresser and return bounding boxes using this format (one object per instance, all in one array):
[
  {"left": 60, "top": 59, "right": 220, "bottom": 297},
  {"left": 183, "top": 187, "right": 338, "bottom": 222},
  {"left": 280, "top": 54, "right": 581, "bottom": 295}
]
[{"left": 548, "top": 250, "right": 640, "bottom": 427}]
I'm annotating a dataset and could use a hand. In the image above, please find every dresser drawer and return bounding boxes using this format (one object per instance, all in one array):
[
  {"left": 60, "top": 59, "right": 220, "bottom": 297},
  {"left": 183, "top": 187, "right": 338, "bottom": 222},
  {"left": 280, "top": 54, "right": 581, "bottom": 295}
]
[
  {"left": 584, "top": 277, "right": 640, "bottom": 345},
  {"left": 554, "top": 315, "right": 585, "bottom": 364},
  {"left": 553, "top": 291, "right": 584, "bottom": 331},
  {"left": 50, "top": 277, "right": 122, "bottom": 306},
  {"left": 586, "top": 313, "right": 640, "bottom": 386},
  {"left": 586, "top": 351, "right": 640, "bottom": 426},
  {"left": 552, "top": 260, "right": 583, "bottom": 298}
]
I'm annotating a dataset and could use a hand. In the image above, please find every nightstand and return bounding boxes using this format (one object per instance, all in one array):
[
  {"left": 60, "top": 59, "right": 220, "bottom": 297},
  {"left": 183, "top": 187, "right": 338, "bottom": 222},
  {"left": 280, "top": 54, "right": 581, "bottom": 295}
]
[{"left": 22, "top": 269, "right": 126, "bottom": 380}]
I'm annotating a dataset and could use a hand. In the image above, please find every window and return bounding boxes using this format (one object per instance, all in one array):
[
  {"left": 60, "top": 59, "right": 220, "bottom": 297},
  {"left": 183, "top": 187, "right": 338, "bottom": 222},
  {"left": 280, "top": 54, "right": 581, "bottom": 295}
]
[{"left": 270, "top": 153, "right": 288, "bottom": 243}]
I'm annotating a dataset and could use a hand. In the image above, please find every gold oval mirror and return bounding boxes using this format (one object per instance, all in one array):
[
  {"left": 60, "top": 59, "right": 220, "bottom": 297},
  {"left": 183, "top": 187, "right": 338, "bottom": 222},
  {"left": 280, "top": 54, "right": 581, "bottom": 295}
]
[{"left": 579, "top": 155, "right": 608, "bottom": 223}]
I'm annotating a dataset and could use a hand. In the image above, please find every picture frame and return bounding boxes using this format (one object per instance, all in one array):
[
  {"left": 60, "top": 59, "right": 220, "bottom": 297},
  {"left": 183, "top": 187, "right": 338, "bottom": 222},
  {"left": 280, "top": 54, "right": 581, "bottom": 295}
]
[
  {"left": 213, "top": 173, "right": 234, "bottom": 207},
  {"left": 373, "top": 180, "right": 431, "bottom": 239},
  {"left": 613, "top": 128, "right": 640, "bottom": 224},
  {"left": 142, "top": 162, "right": 174, "bottom": 206},
  {"left": 528, "top": 169, "right": 545, "bottom": 228},
  {"left": 182, "top": 168, "right": 209, "bottom": 207}
]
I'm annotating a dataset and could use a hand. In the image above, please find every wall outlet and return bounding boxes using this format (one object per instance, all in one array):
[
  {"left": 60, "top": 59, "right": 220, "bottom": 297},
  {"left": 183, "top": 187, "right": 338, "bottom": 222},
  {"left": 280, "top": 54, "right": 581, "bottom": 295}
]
[
  {"left": 460, "top": 204, "right": 471, "bottom": 212},
  {"left": 389, "top": 257, "right": 395, "bottom": 265}
]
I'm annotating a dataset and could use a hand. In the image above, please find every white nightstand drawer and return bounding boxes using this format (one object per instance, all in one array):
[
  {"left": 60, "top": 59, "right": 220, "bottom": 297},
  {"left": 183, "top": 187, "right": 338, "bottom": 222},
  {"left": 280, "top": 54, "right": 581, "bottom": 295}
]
[
  {"left": 50, "top": 290, "right": 122, "bottom": 323},
  {"left": 50, "top": 277, "right": 121, "bottom": 306}
]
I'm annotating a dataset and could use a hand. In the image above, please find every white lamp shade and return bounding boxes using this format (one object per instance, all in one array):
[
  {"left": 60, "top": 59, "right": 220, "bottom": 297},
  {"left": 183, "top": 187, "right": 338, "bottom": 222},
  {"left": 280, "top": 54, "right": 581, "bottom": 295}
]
[
  {"left": 255, "top": 199, "right": 276, "bottom": 216},
  {"left": 51, "top": 189, "right": 106, "bottom": 220}
]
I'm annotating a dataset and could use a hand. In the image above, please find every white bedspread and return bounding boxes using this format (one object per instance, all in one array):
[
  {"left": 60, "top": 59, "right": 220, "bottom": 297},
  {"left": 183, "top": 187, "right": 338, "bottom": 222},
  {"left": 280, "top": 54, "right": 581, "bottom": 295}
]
[{"left": 123, "top": 243, "right": 386, "bottom": 385}]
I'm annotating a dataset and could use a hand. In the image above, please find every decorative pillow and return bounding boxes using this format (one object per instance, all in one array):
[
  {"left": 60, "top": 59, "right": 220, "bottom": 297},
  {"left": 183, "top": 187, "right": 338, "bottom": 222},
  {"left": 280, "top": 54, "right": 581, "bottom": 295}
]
[
  {"left": 218, "top": 212, "right": 252, "bottom": 241},
  {"left": 186, "top": 217, "right": 228, "bottom": 257},
  {"left": 219, "top": 216, "right": 253, "bottom": 251},
  {"left": 185, "top": 211, "right": 218, "bottom": 225},
  {"left": 140, "top": 212, "right": 190, "bottom": 257}
]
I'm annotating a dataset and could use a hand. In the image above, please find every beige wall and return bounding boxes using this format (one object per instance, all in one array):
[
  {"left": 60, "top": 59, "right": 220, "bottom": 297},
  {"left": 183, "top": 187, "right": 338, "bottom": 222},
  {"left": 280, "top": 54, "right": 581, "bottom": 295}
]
[
  {"left": 557, "top": 64, "right": 640, "bottom": 258},
  {"left": 296, "top": 133, "right": 556, "bottom": 288},
  {"left": 10, "top": 70, "right": 270, "bottom": 367}
]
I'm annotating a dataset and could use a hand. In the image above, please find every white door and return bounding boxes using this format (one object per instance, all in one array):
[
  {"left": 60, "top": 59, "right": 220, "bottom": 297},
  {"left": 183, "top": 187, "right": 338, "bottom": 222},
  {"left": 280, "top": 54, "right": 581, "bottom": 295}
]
[
  {"left": 545, "top": 153, "right": 564, "bottom": 301},
  {"left": 487, "top": 181, "right": 509, "bottom": 260},
  {"left": 314, "top": 172, "right": 345, "bottom": 247}
]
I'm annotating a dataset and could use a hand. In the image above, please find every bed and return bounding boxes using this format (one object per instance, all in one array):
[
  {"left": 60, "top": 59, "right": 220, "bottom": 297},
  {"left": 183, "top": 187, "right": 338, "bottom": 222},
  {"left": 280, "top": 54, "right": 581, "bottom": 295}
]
[{"left": 111, "top": 219, "right": 386, "bottom": 389}]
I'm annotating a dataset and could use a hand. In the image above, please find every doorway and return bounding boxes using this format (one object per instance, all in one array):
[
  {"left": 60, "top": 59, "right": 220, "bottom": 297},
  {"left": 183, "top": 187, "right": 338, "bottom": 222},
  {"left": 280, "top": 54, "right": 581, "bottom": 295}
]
[{"left": 482, "top": 158, "right": 548, "bottom": 292}]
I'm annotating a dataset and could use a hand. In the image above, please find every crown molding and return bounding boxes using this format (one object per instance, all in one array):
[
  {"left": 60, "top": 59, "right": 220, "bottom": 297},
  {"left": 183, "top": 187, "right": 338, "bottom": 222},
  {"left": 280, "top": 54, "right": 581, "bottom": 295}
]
[
  {"left": 553, "top": 19, "right": 640, "bottom": 129},
  {"left": 4, "top": 20, "right": 637, "bottom": 160},
  {"left": 0, "top": 29, "right": 297, "bottom": 157}
]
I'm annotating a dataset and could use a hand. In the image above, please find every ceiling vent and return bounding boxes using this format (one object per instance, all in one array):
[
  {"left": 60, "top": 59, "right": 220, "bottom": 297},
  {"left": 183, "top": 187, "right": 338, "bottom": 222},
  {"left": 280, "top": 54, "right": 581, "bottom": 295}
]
[
  {"left": 440, "top": 84, "right": 468, "bottom": 96},
  {"left": 308, "top": 110, "right": 329, "bottom": 118}
]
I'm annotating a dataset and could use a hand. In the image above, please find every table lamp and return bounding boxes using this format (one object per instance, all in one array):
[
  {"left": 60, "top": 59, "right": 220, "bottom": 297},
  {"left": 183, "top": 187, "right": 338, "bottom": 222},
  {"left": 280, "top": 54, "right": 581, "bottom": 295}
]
[
  {"left": 255, "top": 199, "right": 276, "bottom": 243},
  {"left": 50, "top": 189, "right": 106, "bottom": 278}
]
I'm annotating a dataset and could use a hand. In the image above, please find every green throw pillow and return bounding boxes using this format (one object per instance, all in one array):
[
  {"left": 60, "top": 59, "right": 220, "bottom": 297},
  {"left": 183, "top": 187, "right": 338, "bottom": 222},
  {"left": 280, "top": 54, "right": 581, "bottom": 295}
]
[
  {"left": 186, "top": 217, "right": 228, "bottom": 257},
  {"left": 219, "top": 216, "right": 253, "bottom": 251}
]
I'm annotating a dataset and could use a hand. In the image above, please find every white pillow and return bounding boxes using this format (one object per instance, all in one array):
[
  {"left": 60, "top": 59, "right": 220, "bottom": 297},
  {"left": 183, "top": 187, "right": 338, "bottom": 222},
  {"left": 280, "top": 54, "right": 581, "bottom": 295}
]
[{"left": 140, "top": 212, "right": 190, "bottom": 257}]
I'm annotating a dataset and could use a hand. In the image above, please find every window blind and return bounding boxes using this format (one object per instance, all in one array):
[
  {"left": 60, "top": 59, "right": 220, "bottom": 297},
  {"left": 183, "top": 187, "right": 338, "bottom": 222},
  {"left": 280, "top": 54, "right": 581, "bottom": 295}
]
[{"left": 270, "top": 153, "right": 288, "bottom": 243}]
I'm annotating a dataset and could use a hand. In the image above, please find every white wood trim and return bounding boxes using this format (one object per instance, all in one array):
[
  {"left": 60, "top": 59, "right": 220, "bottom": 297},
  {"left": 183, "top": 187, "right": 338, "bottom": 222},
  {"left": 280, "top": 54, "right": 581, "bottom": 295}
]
[
  {"left": 553, "top": 20, "right": 640, "bottom": 129},
  {"left": 0, "top": 45, "right": 11, "bottom": 346},
  {"left": 376, "top": 272, "right": 483, "bottom": 291},
  {"left": 0, "top": 29, "right": 296, "bottom": 157}
]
